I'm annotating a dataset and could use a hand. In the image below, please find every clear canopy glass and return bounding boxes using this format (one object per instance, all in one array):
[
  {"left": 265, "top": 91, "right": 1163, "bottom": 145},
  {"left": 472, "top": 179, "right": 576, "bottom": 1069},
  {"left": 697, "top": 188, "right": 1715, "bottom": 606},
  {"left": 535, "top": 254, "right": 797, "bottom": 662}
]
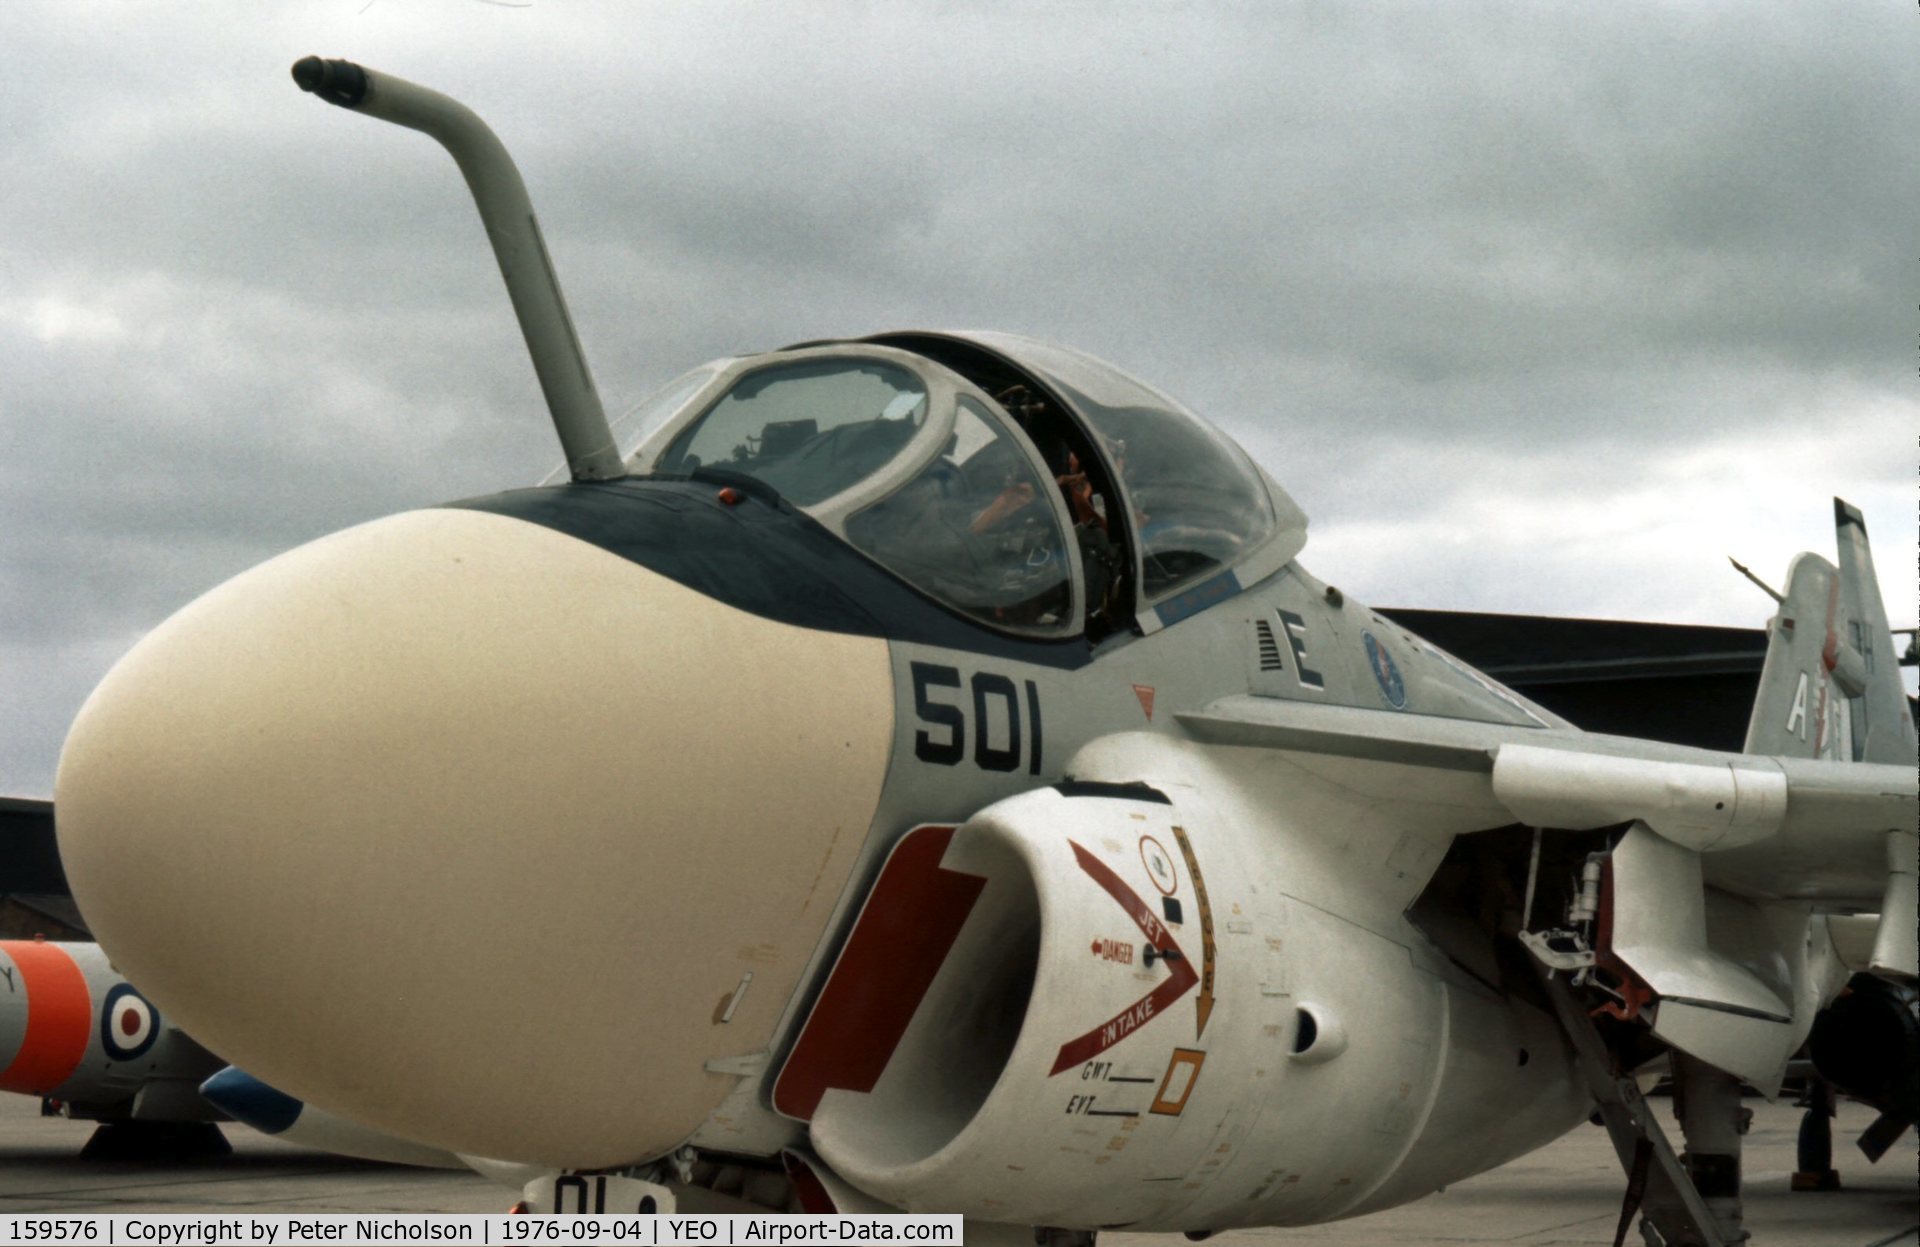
[
  {"left": 967, "top": 334, "right": 1278, "bottom": 602},
  {"left": 846, "top": 398, "right": 1073, "bottom": 631},
  {"left": 656, "top": 359, "right": 929, "bottom": 507},
  {"left": 649, "top": 356, "right": 1073, "bottom": 635},
  {"left": 613, "top": 363, "right": 727, "bottom": 465},
  {"left": 542, "top": 361, "right": 727, "bottom": 485}
]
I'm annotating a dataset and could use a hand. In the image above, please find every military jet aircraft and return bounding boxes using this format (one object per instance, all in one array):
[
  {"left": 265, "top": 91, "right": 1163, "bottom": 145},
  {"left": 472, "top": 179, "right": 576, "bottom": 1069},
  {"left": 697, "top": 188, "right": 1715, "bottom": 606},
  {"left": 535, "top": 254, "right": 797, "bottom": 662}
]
[
  {"left": 0, "top": 938, "right": 223, "bottom": 1147},
  {"left": 50, "top": 59, "right": 1916, "bottom": 1244}
]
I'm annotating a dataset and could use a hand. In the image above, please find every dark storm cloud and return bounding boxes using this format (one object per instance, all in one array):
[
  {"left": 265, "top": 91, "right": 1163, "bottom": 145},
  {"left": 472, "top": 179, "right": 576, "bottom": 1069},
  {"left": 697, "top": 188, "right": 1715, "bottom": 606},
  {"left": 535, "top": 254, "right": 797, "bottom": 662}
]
[{"left": 3, "top": 1, "right": 1913, "bottom": 792}]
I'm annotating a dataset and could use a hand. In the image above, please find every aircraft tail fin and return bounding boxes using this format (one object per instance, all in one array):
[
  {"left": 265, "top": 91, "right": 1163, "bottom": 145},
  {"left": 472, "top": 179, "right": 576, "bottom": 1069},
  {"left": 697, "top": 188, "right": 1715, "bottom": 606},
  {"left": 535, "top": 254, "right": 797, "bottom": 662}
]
[
  {"left": 1831, "top": 499, "right": 1917, "bottom": 766},
  {"left": 1742, "top": 501, "right": 1917, "bottom": 984},
  {"left": 1741, "top": 500, "right": 1915, "bottom": 764},
  {"left": 1743, "top": 550, "right": 1855, "bottom": 759}
]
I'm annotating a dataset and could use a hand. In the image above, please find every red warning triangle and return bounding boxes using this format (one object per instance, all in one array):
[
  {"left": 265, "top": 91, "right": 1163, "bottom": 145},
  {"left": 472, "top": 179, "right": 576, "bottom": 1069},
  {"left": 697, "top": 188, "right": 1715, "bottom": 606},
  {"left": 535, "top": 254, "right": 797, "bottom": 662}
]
[{"left": 1132, "top": 684, "right": 1156, "bottom": 721}]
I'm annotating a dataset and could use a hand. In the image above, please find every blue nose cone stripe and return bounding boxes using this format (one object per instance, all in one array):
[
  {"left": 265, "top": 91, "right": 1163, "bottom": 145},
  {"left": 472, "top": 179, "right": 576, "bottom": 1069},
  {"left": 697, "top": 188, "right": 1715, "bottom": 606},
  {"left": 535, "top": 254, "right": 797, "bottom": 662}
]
[{"left": 200, "top": 1067, "right": 303, "bottom": 1135}]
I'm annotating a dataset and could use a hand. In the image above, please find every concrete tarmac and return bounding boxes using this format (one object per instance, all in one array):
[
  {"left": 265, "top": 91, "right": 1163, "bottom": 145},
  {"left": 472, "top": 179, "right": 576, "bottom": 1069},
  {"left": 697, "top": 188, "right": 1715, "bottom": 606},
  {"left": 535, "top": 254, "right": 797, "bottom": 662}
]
[{"left": 0, "top": 1094, "right": 1911, "bottom": 1244}]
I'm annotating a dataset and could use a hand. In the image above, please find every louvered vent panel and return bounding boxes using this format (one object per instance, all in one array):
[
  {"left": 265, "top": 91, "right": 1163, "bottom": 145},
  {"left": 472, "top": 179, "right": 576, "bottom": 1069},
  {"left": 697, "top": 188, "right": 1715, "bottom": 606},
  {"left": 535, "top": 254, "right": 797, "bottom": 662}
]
[{"left": 1255, "top": 618, "right": 1285, "bottom": 671}]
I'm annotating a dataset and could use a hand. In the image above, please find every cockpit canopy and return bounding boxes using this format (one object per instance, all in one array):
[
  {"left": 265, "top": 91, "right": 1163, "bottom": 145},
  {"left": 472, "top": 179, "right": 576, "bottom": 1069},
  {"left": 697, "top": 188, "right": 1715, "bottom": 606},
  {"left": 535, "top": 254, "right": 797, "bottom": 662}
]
[
  {"left": 622, "top": 332, "right": 1307, "bottom": 639},
  {"left": 657, "top": 360, "right": 929, "bottom": 508}
]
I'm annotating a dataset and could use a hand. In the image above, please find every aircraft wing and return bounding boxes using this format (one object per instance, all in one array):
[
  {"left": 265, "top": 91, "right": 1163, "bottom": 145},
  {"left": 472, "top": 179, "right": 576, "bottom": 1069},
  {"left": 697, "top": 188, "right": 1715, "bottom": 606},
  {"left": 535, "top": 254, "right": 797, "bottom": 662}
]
[
  {"left": 1166, "top": 692, "right": 1915, "bottom": 1090},
  {"left": 1178, "top": 694, "right": 1914, "bottom": 908}
]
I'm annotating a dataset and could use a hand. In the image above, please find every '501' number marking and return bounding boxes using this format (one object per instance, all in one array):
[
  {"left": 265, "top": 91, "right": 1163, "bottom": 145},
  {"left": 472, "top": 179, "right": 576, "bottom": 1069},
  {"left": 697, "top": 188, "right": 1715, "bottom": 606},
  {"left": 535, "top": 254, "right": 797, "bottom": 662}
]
[{"left": 911, "top": 662, "right": 1042, "bottom": 775}]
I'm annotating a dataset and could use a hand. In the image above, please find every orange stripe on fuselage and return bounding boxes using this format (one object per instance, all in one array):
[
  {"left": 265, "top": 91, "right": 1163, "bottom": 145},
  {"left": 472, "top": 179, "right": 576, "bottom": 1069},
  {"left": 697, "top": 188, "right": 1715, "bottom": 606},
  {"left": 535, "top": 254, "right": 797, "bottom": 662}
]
[{"left": 0, "top": 943, "right": 92, "bottom": 1094}]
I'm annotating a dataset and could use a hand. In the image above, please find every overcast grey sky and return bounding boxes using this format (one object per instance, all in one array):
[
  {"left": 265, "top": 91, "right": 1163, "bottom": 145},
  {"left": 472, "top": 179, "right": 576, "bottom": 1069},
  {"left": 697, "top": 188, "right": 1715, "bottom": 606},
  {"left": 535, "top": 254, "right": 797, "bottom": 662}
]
[{"left": 3, "top": 2, "right": 1915, "bottom": 795}]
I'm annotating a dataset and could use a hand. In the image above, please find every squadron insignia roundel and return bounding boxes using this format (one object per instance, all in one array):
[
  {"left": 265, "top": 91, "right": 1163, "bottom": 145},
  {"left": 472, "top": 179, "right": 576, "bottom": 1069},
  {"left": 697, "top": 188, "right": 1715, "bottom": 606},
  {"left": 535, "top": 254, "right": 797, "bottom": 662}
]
[
  {"left": 1363, "top": 631, "right": 1407, "bottom": 710},
  {"left": 1139, "top": 835, "right": 1179, "bottom": 896},
  {"left": 101, "top": 984, "right": 159, "bottom": 1062}
]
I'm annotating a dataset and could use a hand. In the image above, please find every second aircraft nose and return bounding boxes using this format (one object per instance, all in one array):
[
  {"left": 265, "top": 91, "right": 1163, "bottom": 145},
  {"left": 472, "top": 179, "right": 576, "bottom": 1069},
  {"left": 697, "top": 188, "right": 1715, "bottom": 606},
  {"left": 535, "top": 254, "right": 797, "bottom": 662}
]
[{"left": 55, "top": 505, "right": 893, "bottom": 1168}]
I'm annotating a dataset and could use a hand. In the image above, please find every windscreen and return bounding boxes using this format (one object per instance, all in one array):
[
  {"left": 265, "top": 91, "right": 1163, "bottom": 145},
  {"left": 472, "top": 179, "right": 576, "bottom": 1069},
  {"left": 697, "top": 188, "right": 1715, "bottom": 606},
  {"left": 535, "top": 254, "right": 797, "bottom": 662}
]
[
  {"left": 846, "top": 398, "right": 1073, "bottom": 632},
  {"left": 615, "top": 363, "right": 726, "bottom": 464},
  {"left": 657, "top": 360, "right": 928, "bottom": 507}
]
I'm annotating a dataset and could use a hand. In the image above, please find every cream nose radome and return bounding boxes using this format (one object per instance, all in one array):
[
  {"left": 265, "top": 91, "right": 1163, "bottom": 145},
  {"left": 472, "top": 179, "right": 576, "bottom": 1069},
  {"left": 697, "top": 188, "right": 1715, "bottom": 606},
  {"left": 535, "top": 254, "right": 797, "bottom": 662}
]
[{"left": 55, "top": 507, "right": 893, "bottom": 1169}]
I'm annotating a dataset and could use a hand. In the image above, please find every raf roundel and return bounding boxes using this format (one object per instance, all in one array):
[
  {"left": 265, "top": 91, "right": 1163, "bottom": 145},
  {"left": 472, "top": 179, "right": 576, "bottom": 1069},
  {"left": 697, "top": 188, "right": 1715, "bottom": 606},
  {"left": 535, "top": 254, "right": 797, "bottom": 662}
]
[
  {"left": 101, "top": 983, "right": 160, "bottom": 1062},
  {"left": 1363, "top": 631, "right": 1407, "bottom": 710}
]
